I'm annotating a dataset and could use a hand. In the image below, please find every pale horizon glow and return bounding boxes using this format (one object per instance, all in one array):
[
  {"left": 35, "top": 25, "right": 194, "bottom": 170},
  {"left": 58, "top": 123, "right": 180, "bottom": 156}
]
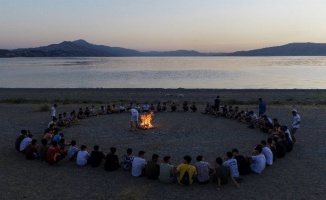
[{"left": 1, "top": 0, "right": 326, "bottom": 52}]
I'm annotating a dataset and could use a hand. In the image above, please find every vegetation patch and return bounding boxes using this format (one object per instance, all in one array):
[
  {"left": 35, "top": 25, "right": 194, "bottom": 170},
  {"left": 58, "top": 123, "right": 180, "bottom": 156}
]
[
  {"left": 39, "top": 104, "right": 50, "bottom": 112},
  {"left": 117, "top": 186, "right": 149, "bottom": 200}
]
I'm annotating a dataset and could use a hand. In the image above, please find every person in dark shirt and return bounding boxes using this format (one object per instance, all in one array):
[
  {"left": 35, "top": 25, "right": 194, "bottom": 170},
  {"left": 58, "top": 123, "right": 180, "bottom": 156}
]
[
  {"left": 261, "top": 115, "right": 274, "bottom": 133},
  {"left": 232, "top": 148, "right": 251, "bottom": 175},
  {"left": 171, "top": 102, "right": 177, "bottom": 112},
  {"left": 156, "top": 102, "right": 162, "bottom": 112},
  {"left": 214, "top": 96, "right": 220, "bottom": 113},
  {"left": 25, "top": 139, "right": 40, "bottom": 160},
  {"left": 273, "top": 137, "right": 286, "bottom": 158},
  {"left": 89, "top": 145, "right": 105, "bottom": 167},
  {"left": 15, "top": 130, "right": 27, "bottom": 152},
  {"left": 39, "top": 139, "right": 49, "bottom": 161},
  {"left": 182, "top": 101, "right": 189, "bottom": 112},
  {"left": 84, "top": 107, "right": 90, "bottom": 117},
  {"left": 104, "top": 147, "right": 120, "bottom": 171},
  {"left": 281, "top": 134, "right": 293, "bottom": 152},
  {"left": 146, "top": 154, "right": 160, "bottom": 180},
  {"left": 190, "top": 102, "right": 197, "bottom": 112}
]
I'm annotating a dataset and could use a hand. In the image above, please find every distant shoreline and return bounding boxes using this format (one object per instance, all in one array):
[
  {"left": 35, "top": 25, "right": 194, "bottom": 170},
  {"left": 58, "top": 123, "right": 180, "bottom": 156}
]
[
  {"left": 2, "top": 40, "right": 326, "bottom": 57},
  {"left": 0, "top": 88, "right": 325, "bottom": 105}
]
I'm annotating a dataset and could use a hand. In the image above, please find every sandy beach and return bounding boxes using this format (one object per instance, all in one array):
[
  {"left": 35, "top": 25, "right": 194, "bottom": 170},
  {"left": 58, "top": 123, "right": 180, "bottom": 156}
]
[{"left": 2, "top": 88, "right": 326, "bottom": 200}]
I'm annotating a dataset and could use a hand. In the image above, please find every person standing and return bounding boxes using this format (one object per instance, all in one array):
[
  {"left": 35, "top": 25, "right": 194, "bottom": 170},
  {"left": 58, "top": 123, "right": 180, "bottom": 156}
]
[
  {"left": 51, "top": 104, "right": 57, "bottom": 117},
  {"left": 291, "top": 109, "right": 301, "bottom": 144},
  {"left": 130, "top": 108, "right": 139, "bottom": 131},
  {"left": 258, "top": 98, "right": 266, "bottom": 117},
  {"left": 214, "top": 96, "right": 220, "bottom": 113}
]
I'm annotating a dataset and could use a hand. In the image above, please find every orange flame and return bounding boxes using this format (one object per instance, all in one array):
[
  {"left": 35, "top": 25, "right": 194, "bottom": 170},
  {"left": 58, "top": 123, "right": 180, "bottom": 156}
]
[{"left": 139, "top": 112, "right": 154, "bottom": 129}]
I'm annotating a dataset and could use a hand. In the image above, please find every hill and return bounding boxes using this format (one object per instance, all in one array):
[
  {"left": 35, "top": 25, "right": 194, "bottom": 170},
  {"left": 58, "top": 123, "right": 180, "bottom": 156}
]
[
  {"left": 223, "top": 43, "right": 326, "bottom": 56},
  {"left": 1, "top": 40, "right": 326, "bottom": 57},
  {"left": 0, "top": 39, "right": 219, "bottom": 57}
]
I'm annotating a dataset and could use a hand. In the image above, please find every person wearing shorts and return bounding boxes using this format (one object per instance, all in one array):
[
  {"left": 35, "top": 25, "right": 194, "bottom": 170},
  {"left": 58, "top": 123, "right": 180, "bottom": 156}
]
[
  {"left": 130, "top": 108, "right": 139, "bottom": 131},
  {"left": 290, "top": 109, "right": 301, "bottom": 144}
]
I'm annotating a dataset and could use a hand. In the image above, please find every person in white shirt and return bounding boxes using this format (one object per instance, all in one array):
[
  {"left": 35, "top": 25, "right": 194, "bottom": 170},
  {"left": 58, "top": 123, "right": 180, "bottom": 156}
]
[
  {"left": 20, "top": 133, "right": 33, "bottom": 153},
  {"left": 90, "top": 105, "right": 98, "bottom": 116},
  {"left": 130, "top": 108, "right": 139, "bottom": 131},
  {"left": 76, "top": 145, "right": 89, "bottom": 166},
  {"left": 142, "top": 103, "right": 150, "bottom": 113},
  {"left": 250, "top": 145, "right": 266, "bottom": 174},
  {"left": 290, "top": 109, "right": 301, "bottom": 144},
  {"left": 67, "top": 140, "right": 78, "bottom": 160},
  {"left": 261, "top": 140, "right": 273, "bottom": 166},
  {"left": 223, "top": 152, "right": 239, "bottom": 178},
  {"left": 119, "top": 104, "right": 126, "bottom": 113},
  {"left": 51, "top": 104, "right": 57, "bottom": 117},
  {"left": 132, "top": 151, "right": 147, "bottom": 177}
]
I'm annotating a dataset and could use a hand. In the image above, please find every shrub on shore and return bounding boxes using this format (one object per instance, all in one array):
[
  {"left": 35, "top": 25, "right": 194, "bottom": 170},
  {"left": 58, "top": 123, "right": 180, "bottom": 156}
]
[{"left": 39, "top": 104, "right": 50, "bottom": 112}]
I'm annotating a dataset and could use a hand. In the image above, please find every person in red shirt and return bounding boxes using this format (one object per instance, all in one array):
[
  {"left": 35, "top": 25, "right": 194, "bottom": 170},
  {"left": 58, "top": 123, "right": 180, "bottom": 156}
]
[
  {"left": 25, "top": 139, "right": 40, "bottom": 160},
  {"left": 46, "top": 141, "right": 67, "bottom": 164}
]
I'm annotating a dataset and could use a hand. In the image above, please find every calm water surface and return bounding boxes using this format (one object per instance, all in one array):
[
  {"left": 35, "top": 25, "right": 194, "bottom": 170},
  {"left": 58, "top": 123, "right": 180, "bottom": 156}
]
[{"left": 0, "top": 57, "right": 326, "bottom": 89}]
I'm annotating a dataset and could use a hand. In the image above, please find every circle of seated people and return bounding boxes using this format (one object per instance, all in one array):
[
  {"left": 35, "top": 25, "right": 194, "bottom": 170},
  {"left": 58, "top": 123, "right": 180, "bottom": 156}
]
[{"left": 15, "top": 100, "right": 296, "bottom": 191}]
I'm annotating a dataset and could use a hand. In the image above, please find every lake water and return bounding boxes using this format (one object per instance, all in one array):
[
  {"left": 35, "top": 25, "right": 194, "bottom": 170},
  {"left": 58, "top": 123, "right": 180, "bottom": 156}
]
[{"left": 0, "top": 57, "right": 326, "bottom": 89}]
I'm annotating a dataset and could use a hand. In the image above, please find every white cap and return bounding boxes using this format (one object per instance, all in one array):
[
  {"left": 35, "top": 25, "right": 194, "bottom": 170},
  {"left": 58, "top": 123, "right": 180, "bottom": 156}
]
[{"left": 291, "top": 109, "right": 297, "bottom": 113}]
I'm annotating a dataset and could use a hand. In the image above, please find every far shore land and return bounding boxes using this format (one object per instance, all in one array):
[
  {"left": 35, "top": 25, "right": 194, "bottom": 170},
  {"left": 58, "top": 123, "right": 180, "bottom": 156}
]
[
  {"left": 1, "top": 88, "right": 326, "bottom": 199},
  {"left": 1, "top": 88, "right": 326, "bottom": 105}
]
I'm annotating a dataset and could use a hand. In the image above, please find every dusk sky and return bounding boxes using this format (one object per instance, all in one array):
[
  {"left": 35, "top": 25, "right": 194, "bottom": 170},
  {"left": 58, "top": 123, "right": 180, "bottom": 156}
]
[{"left": 1, "top": 0, "right": 325, "bottom": 52}]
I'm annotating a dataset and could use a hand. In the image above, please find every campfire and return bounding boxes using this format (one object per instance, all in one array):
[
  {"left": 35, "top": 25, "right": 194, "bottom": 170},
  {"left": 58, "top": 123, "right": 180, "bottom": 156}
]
[{"left": 139, "top": 112, "right": 154, "bottom": 129}]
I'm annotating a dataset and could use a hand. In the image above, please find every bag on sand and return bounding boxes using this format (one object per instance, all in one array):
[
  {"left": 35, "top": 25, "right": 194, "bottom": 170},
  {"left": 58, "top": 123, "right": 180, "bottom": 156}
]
[{"left": 180, "top": 166, "right": 191, "bottom": 185}]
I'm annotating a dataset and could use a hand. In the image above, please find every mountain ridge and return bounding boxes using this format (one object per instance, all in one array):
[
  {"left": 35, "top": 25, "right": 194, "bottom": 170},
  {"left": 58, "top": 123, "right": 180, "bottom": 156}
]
[{"left": 1, "top": 40, "right": 326, "bottom": 57}]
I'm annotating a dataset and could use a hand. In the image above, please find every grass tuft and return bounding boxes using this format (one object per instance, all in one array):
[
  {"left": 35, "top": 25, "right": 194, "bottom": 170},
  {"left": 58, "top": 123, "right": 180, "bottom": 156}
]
[
  {"left": 39, "top": 104, "right": 50, "bottom": 112},
  {"left": 118, "top": 186, "right": 149, "bottom": 200}
]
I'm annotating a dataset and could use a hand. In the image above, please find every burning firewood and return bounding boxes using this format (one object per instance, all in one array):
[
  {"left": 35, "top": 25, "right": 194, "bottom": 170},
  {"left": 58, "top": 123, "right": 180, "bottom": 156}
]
[{"left": 139, "top": 112, "right": 154, "bottom": 129}]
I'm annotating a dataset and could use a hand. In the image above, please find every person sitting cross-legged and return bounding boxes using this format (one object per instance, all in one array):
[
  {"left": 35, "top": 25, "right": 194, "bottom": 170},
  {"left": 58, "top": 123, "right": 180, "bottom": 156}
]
[
  {"left": 67, "top": 140, "right": 78, "bottom": 161},
  {"left": 15, "top": 129, "right": 27, "bottom": 152},
  {"left": 195, "top": 155, "right": 211, "bottom": 184},
  {"left": 250, "top": 145, "right": 266, "bottom": 174},
  {"left": 190, "top": 102, "right": 197, "bottom": 112},
  {"left": 46, "top": 141, "right": 67, "bottom": 164},
  {"left": 171, "top": 102, "right": 177, "bottom": 112},
  {"left": 89, "top": 145, "right": 105, "bottom": 168},
  {"left": 159, "top": 156, "right": 176, "bottom": 184},
  {"left": 121, "top": 148, "right": 135, "bottom": 171},
  {"left": 176, "top": 155, "right": 197, "bottom": 185},
  {"left": 213, "top": 157, "right": 229, "bottom": 191},
  {"left": 25, "top": 139, "right": 40, "bottom": 160},
  {"left": 76, "top": 145, "right": 89, "bottom": 166},
  {"left": 223, "top": 152, "right": 241, "bottom": 184},
  {"left": 146, "top": 154, "right": 160, "bottom": 180},
  {"left": 20, "top": 133, "right": 33, "bottom": 154},
  {"left": 132, "top": 150, "right": 147, "bottom": 177},
  {"left": 231, "top": 148, "right": 251, "bottom": 175},
  {"left": 261, "top": 140, "right": 273, "bottom": 166},
  {"left": 39, "top": 139, "right": 49, "bottom": 162},
  {"left": 104, "top": 147, "right": 120, "bottom": 171},
  {"left": 182, "top": 101, "right": 189, "bottom": 112}
]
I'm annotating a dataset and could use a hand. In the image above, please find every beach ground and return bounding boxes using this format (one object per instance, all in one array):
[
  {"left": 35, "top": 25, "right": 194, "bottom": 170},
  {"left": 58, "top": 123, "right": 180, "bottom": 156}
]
[{"left": 1, "top": 89, "right": 326, "bottom": 200}]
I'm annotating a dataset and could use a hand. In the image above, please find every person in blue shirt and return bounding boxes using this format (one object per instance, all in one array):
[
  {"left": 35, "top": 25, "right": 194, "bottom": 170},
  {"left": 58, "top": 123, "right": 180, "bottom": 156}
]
[{"left": 258, "top": 98, "right": 266, "bottom": 117}]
